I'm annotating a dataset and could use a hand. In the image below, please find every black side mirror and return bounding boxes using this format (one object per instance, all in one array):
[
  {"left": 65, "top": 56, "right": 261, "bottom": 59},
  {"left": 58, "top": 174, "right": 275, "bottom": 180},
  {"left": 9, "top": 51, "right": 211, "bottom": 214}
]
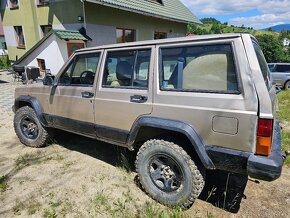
[{"left": 43, "top": 74, "right": 55, "bottom": 86}]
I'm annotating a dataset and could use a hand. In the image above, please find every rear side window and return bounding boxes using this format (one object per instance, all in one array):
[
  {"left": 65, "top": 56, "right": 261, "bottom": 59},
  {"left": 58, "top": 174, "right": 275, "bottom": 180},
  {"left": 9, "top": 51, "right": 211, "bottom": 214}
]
[
  {"left": 159, "top": 44, "right": 239, "bottom": 93},
  {"left": 102, "top": 49, "right": 151, "bottom": 89},
  {"left": 253, "top": 42, "right": 270, "bottom": 89},
  {"left": 276, "top": 64, "right": 290, "bottom": 72}
]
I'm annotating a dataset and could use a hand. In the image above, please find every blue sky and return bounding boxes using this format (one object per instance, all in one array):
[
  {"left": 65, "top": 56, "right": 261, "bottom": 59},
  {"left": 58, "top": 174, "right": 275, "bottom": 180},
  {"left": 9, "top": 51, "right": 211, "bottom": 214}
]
[{"left": 180, "top": 0, "right": 290, "bottom": 29}]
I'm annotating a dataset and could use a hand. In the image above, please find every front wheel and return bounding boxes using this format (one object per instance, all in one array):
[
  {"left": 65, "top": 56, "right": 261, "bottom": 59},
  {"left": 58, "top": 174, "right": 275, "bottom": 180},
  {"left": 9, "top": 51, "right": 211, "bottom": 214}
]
[
  {"left": 284, "top": 80, "right": 290, "bottom": 90},
  {"left": 14, "top": 106, "right": 52, "bottom": 148},
  {"left": 135, "top": 139, "right": 205, "bottom": 209}
]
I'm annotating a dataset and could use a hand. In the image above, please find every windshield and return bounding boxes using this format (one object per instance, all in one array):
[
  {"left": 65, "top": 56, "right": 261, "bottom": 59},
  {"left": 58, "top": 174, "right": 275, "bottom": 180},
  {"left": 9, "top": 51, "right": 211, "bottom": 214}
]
[{"left": 268, "top": 64, "right": 275, "bottom": 72}]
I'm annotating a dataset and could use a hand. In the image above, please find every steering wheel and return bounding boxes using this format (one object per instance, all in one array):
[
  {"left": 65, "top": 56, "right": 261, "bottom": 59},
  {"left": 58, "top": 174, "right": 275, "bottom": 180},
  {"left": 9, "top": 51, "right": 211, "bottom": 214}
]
[{"left": 79, "top": 71, "right": 95, "bottom": 85}]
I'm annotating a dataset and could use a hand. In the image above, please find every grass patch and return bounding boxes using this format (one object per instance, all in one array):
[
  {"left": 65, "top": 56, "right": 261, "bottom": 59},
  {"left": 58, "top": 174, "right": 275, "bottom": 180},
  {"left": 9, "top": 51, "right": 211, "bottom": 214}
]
[
  {"left": 0, "top": 175, "right": 8, "bottom": 192},
  {"left": 27, "top": 200, "right": 41, "bottom": 215},
  {"left": 277, "top": 90, "right": 290, "bottom": 122},
  {"left": 92, "top": 190, "right": 109, "bottom": 208},
  {"left": 277, "top": 90, "right": 290, "bottom": 165},
  {"left": 13, "top": 199, "right": 25, "bottom": 215},
  {"left": 43, "top": 208, "right": 57, "bottom": 218},
  {"left": 15, "top": 152, "right": 65, "bottom": 171},
  {"left": 140, "top": 202, "right": 186, "bottom": 218}
]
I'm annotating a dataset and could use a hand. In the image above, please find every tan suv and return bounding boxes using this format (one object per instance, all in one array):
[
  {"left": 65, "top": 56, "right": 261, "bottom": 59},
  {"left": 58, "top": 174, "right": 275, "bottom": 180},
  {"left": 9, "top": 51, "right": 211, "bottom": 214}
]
[{"left": 13, "top": 33, "right": 283, "bottom": 209}]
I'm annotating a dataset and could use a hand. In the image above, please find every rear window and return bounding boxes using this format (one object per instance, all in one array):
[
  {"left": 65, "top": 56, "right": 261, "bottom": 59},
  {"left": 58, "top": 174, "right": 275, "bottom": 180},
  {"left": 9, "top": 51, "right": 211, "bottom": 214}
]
[
  {"left": 253, "top": 42, "right": 271, "bottom": 89},
  {"left": 159, "top": 44, "right": 239, "bottom": 94}
]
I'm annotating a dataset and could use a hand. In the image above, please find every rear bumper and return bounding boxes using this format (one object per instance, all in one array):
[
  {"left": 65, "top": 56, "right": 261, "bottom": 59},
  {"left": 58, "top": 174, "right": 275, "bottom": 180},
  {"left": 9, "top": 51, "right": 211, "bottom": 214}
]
[
  {"left": 247, "top": 121, "right": 283, "bottom": 181},
  {"left": 206, "top": 121, "right": 283, "bottom": 181}
]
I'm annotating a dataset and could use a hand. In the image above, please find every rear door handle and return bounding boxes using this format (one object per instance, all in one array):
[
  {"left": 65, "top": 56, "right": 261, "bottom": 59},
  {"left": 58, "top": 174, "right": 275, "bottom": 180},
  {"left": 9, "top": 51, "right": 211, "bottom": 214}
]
[
  {"left": 130, "top": 95, "right": 148, "bottom": 103},
  {"left": 81, "top": 91, "right": 94, "bottom": 98}
]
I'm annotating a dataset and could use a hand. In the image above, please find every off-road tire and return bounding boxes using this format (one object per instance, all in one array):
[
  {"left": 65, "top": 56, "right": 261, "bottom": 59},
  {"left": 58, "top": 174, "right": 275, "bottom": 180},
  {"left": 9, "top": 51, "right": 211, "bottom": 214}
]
[
  {"left": 135, "top": 139, "right": 205, "bottom": 209},
  {"left": 14, "top": 106, "right": 52, "bottom": 148}
]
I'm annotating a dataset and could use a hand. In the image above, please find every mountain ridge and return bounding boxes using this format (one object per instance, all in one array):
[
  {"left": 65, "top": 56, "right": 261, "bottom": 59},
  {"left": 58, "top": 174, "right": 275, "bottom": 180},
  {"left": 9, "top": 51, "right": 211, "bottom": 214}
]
[{"left": 264, "top": 24, "right": 290, "bottom": 32}]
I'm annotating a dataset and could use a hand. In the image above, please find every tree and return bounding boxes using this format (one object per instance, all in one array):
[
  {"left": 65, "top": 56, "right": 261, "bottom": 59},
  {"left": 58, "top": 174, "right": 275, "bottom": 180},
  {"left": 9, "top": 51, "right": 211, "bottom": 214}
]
[
  {"left": 210, "top": 22, "right": 222, "bottom": 34},
  {"left": 255, "top": 34, "right": 286, "bottom": 62},
  {"left": 187, "top": 24, "right": 206, "bottom": 35}
]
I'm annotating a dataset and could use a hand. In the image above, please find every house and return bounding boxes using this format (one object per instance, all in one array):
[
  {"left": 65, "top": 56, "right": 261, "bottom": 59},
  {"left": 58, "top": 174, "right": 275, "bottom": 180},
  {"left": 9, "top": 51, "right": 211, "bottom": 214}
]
[
  {"left": 1, "top": 0, "right": 200, "bottom": 73},
  {"left": 282, "top": 38, "right": 290, "bottom": 46},
  {"left": 13, "top": 29, "right": 87, "bottom": 74}
]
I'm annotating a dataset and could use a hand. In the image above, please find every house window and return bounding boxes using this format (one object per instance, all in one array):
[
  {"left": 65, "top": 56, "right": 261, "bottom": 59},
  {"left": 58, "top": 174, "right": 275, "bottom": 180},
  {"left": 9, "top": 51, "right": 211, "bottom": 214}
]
[
  {"left": 9, "top": 0, "right": 19, "bottom": 8},
  {"left": 149, "top": 0, "right": 163, "bottom": 4},
  {"left": 40, "top": 25, "right": 52, "bottom": 37},
  {"left": 37, "top": 0, "right": 49, "bottom": 6},
  {"left": 14, "top": 26, "right": 25, "bottom": 48},
  {"left": 116, "top": 28, "right": 135, "bottom": 43},
  {"left": 154, "top": 32, "right": 167, "bottom": 40}
]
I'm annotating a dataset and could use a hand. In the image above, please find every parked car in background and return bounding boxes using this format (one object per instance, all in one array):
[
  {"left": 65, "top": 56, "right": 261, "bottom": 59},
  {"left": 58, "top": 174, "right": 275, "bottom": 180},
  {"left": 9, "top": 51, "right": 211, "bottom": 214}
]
[{"left": 268, "top": 63, "right": 290, "bottom": 90}]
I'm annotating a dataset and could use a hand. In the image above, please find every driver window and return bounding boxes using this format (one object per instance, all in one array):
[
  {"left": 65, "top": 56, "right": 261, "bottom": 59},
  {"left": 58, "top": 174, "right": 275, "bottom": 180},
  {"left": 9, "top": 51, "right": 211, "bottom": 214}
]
[{"left": 59, "top": 52, "right": 100, "bottom": 86}]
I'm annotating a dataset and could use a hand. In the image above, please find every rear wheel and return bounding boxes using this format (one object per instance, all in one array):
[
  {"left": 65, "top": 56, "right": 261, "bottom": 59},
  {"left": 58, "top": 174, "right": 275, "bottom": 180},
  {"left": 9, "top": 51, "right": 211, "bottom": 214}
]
[
  {"left": 14, "top": 106, "right": 52, "bottom": 147},
  {"left": 135, "top": 139, "right": 205, "bottom": 209}
]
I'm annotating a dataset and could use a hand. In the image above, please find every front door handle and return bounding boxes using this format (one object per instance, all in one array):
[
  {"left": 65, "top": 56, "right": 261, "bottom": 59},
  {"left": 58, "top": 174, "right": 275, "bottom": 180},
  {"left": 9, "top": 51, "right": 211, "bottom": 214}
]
[
  {"left": 130, "top": 95, "right": 148, "bottom": 103},
  {"left": 81, "top": 91, "right": 94, "bottom": 98}
]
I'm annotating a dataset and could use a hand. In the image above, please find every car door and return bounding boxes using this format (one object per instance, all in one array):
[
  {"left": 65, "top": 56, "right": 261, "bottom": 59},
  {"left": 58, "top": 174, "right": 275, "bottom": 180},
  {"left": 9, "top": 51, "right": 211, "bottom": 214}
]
[
  {"left": 50, "top": 51, "right": 102, "bottom": 137},
  {"left": 94, "top": 46, "right": 154, "bottom": 143}
]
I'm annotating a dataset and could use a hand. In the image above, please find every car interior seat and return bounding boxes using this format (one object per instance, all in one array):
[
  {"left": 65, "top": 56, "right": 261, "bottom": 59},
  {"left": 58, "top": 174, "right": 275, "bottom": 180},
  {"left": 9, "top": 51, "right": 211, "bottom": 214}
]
[{"left": 111, "top": 61, "right": 132, "bottom": 86}]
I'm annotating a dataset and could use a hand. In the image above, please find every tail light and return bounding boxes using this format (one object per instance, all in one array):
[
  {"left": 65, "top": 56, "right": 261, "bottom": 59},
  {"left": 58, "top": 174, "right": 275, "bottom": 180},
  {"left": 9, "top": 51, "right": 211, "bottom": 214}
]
[{"left": 256, "top": 118, "right": 273, "bottom": 156}]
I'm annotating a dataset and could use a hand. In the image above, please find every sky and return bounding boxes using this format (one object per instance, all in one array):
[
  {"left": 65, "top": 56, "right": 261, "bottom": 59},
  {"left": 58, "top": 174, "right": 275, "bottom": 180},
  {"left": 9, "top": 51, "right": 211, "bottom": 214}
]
[{"left": 180, "top": 0, "right": 290, "bottom": 29}]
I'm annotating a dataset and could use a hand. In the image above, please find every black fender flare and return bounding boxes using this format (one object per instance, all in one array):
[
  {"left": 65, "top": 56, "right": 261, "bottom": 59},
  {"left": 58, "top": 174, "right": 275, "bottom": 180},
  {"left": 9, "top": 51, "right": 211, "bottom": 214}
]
[
  {"left": 14, "top": 96, "right": 48, "bottom": 127},
  {"left": 127, "top": 116, "right": 215, "bottom": 170}
]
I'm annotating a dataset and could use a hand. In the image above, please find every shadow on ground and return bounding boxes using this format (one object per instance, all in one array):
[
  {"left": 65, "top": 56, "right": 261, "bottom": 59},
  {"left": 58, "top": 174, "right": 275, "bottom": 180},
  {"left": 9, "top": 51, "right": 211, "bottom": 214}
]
[{"left": 54, "top": 130, "right": 248, "bottom": 213}]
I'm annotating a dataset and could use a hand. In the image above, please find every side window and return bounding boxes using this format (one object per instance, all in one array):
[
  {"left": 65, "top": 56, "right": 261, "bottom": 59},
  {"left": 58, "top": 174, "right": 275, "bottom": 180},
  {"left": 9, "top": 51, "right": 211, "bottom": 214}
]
[
  {"left": 276, "top": 64, "right": 290, "bottom": 72},
  {"left": 102, "top": 49, "right": 151, "bottom": 89},
  {"left": 160, "top": 44, "right": 239, "bottom": 93},
  {"left": 59, "top": 52, "right": 100, "bottom": 86},
  {"left": 253, "top": 42, "right": 270, "bottom": 89}
]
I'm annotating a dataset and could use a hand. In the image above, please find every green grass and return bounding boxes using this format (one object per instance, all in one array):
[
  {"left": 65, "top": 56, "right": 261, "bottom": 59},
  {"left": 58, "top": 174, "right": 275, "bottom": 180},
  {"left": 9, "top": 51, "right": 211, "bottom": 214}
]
[
  {"left": 277, "top": 90, "right": 290, "bottom": 165},
  {"left": 277, "top": 90, "right": 290, "bottom": 121},
  {"left": 0, "top": 175, "right": 8, "bottom": 192}
]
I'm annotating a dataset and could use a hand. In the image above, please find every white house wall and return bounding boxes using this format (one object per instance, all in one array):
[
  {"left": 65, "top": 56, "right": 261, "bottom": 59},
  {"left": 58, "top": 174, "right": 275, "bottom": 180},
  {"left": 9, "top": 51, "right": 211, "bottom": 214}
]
[{"left": 20, "top": 35, "right": 68, "bottom": 75}]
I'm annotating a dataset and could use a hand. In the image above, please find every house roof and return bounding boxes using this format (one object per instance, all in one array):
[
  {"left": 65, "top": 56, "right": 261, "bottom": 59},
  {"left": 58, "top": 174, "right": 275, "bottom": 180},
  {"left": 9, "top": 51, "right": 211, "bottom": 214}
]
[
  {"left": 54, "top": 30, "right": 88, "bottom": 41},
  {"left": 86, "top": 0, "right": 201, "bottom": 24},
  {"left": 14, "top": 30, "right": 87, "bottom": 65}
]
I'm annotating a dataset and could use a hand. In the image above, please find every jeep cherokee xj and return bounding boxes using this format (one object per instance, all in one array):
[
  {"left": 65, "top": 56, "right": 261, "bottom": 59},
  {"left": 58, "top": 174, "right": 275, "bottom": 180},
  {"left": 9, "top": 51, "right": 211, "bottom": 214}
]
[{"left": 13, "top": 33, "right": 283, "bottom": 209}]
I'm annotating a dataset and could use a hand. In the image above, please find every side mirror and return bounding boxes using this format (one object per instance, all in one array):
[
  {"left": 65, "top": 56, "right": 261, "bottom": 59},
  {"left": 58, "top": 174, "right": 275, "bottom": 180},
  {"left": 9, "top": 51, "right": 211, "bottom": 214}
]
[{"left": 43, "top": 74, "right": 55, "bottom": 86}]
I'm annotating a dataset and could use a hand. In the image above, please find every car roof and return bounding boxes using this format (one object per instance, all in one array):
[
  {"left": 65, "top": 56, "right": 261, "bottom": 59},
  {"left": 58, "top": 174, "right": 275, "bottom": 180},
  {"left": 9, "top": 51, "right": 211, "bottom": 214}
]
[{"left": 77, "top": 33, "right": 247, "bottom": 53}]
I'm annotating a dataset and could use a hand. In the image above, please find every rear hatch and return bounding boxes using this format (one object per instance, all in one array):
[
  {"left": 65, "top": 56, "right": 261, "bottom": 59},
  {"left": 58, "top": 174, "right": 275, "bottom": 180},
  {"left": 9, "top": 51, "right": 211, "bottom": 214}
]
[{"left": 242, "top": 34, "right": 278, "bottom": 156}]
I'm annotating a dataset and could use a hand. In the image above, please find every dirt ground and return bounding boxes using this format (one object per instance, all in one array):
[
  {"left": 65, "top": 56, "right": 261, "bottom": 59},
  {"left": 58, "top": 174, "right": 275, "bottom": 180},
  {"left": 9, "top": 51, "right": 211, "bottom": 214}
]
[{"left": 0, "top": 107, "right": 289, "bottom": 218}]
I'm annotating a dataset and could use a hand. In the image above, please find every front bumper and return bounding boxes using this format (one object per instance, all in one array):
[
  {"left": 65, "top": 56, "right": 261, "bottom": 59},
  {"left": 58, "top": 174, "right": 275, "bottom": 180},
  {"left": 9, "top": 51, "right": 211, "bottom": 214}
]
[{"left": 247, "top": 121, "right": 283, "bottom": 181}]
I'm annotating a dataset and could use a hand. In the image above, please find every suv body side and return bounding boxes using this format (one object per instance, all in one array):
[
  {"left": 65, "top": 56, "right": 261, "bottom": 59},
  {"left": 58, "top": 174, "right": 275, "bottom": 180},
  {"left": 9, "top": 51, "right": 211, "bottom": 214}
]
[{"left": 14, "top": 33, "right": 282, "bottom": 181}]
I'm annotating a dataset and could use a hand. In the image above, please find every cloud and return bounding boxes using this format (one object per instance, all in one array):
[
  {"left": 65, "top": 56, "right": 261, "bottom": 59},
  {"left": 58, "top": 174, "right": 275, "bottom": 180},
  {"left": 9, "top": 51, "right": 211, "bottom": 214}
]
[
  {"left": 180, "top": 0, "right": 290, "bottom": 29},
  {"left": 229, "top": 12, "right": 290, "bottom": 29}
]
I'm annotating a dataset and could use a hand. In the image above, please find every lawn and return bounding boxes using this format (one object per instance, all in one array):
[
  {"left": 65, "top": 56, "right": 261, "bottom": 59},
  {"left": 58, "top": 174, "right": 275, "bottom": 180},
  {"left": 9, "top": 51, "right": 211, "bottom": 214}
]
[{"left": 277, "top": 90, "right": 290, "bottom": 165}]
